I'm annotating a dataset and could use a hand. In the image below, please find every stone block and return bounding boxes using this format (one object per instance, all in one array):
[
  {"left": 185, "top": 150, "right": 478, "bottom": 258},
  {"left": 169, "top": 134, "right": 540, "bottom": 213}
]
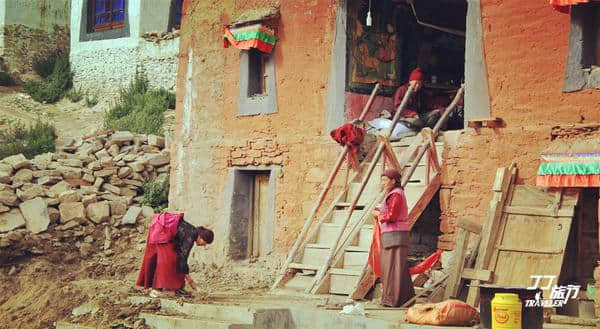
[
  {"left": 117, "top": 167, "right": 133, "bottom": 179},
  {"left": 102, "top": 184, "right": 121, "bottom": 195},
  {"left": 111, "top": 131, "right": 134, "bottom": 143},
  {"left": 109, "top": 200, "right": 127, "bottom": 216},
  {"left": 94, "top": 168, "right": 116, "bottom": 177},
  {"left": 45, "top": 198, "right": 59, "bottom": 206},
  {"left": 148, "top": 155, "right": 169, "bottom": 167},
  {"left": 129, "top": 162, "right": 146, "bottom": 172},
  {"left": 49, "top": 181, "right": 72, "bottom": 198},
  {"left": 94, "top": 177, "right": 104, "bottom": 189},
  {"left": 0, "top": 205, "right": 9, "bottom": 213},
  {"left": 100, "top": 158, "right": 115, "bottom": 168},
  {"left": 17, "top": 185, "right": 45, "bottom": 201},
  {"left": 31, "top": 153, "right": 53, "bottom": 170},
  {"left": 87, "top": 202, "right": 110, "bottom": 224},
  {"left": 0, "top": 170, "right": 12, "bottom": 184},
  {"left": 0, "top": 190, "right": 18, "bottom": 206},
  {"left": 13, "top": 168, "right": 33, "bottom": 184},
  {"left": 107, "top": 144, "right": 120, "bottom": 157},
  {"left": 141, "top": 205, "right": 154, "bottom": 219},
  {"left": 82, "top": 194, "right": 97, "bottom": 207},
  {"left": 59, "top": 190, "right": 81, "bottom": 203},
  {"left": 58, "top": 158, "right": 83, "bottom": 168},
  {"left": 122, "top": 206, "right": 142, "bottom": 225},
  {"left": 88, "top": 161, "right": 102, "bottom": 171},
  {"left": 0, "top": 209, "right": 26, "bottom": 233},
  {"left": 82, "top": 173, "right": 95, "bottom": 183},
  {"left": 19, "top": 198, "right": 50, "bottom": 234},
  {"left": 123, "top": 179, "right": 143, "bottom": 187},
  {"left": 95, "top": 149, "right": 110, "bottom": 160},
  {"left": 37, "top": 176, "right": 61, "bottom": 186},
  {"left": 3, "top": 154, "right": 30, "bottom": 170},
  {"left": 124, "top": 154, "right": 137, "bottom": 162},
  {"left": 47, "top": 207, "right": 60, "bottom": 223},
  {"left": 120, "top": 187, "right": 137, "bottom": 197},
  {"left": 59, "top": 202, "right": 86, "bottom": 223},
  {"left": 148, "top": 135, "right": 165, "bottom": 148}
]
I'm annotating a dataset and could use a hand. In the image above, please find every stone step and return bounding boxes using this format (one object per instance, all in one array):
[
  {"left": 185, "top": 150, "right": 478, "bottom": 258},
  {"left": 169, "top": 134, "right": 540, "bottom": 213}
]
[
  {"left": 129, "top": 297, "right": 255, "bottom": 324},
  {"left": 329, "top": 268, "right": 363, "bottom": 295},
  {"left": 141, "top": 313, "right": 253, "bottom": 329},
  {"left": 317, "top": 223, "right": 372, "bottom": 247}
]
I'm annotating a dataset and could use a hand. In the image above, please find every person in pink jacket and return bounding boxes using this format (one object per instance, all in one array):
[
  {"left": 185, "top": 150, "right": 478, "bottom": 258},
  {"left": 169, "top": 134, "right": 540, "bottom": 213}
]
[{"left": 373, "top": 169, "right": 415, "bottom": 307}]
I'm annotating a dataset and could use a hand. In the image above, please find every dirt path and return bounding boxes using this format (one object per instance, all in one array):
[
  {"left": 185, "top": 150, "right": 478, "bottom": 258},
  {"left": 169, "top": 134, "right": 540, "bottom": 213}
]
[{"left": 0, "top": 86, "right": 108, "bottom": 139}]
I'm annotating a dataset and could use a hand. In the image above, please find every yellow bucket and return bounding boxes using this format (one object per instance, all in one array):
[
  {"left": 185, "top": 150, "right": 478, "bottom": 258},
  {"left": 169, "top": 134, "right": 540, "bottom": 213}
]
[{"left": 491, "top": 293, "right": 522, "bottom": 329}]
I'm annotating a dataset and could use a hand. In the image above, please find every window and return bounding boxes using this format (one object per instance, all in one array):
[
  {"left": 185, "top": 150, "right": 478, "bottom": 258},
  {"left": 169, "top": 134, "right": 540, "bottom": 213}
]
[
  {"left": 90, "top": 0, "right": 125, "bottom": 32},
  {"left": 169, "top": 0, "right": 184, "bottom": 31},
  {"left": 247, "top": 49, "right": 267, "bottom": 97},
  {"left": 564, "top": 3, "right": 600, "bottom": 91},
  {"left": 237, "top": 50, "right": 277, "bottom": 116}
]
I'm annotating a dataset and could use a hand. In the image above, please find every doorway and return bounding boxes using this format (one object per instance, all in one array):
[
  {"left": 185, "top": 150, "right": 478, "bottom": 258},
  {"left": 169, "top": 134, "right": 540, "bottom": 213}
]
[{"left": 228, "top": 169, "right": 275, "bottom": 260}]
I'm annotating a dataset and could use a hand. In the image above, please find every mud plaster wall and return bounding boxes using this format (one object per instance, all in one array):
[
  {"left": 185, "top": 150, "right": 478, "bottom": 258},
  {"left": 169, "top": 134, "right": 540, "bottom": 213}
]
[
  {"left": 1, "top": 0, "right": 70, "bottom": 75},
  {"left": 70, "top": 0, "right": 178, "bottom": 97},
  {"left": 170, "top": 0, "right": 341, "bottom": 267},
  {"left": 439, "top": 0, "right": 600, "bottom": 250}
]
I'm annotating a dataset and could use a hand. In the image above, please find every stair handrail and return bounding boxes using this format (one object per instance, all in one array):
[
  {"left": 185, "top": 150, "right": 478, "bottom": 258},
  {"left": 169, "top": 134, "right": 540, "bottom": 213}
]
[
  {"left": 307, "top": 85, "right": 416, "bottom": 292},
  {"left": 271, "top": 83, "right": 380, "bottom": 290}
]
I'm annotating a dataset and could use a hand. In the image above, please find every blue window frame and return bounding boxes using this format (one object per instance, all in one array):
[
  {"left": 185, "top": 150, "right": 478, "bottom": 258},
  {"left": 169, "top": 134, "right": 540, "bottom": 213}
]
[
  {"left": 169, "top": 0, "right": 184, "bottom": 30},
  {"left": 92, "top": 0, "right": 125, "bottom": 32}
]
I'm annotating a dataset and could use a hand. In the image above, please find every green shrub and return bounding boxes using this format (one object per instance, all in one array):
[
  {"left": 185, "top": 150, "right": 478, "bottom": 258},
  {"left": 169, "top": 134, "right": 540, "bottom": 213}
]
[
  {"left": 85, "top": 94, "right": 98, "bottom": 107},
  {"left": 0, "top": 121, "right": 57, "bottom": 159},
  {"left": 0, "top": 72, "right": 13, "bottom": 86},
  {"left": 66, "top": 88, "right": 84, "bottom": 103},
  {"left": 24, "top": 55, "right": 73, "bottom": 104},
  {"left": 104, "top": 71, "right": 172, "bottom": 135},
  {"left": 32, "top": 52, "right": 61, "bottom": 79},
  {"left": 141, "top": 175, "right": 169, "bottom": 212}
]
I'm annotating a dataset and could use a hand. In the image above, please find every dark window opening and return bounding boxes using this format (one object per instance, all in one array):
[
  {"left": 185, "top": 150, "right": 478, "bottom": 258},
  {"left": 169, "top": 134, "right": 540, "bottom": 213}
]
[
  {"left": 169, "top": 0, "right": 184, "bottom": 31},
  {"left": 594, "top": 7, "right": 600, "bottom": 66},
  {"left": 89, "top": 0, "right": 125, "bottom": 32},
  {"left": 564, "top": 3, "right": 600, "bottom": 91},
  {"left": 247, "top": 49, "right": 267, "bottom": 97}
]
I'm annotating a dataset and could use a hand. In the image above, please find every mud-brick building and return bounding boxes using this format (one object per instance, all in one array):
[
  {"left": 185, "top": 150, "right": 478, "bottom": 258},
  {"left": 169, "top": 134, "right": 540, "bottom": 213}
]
[
  {"left": 0, "top": 0, "right": 70, "bottom": 78},
  {"left": 69, "top": 0, "right": 184, "bottom": 96},
  {"left": 172, "top": 0, "right": 600, "bottom": 305}
]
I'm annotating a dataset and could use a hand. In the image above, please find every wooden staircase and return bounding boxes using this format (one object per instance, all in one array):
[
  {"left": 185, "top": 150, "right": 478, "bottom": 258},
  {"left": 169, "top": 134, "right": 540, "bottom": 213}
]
[
  {"left": 276, "top": 135, "right": 445, "bottom": 296},
  {"left": 272, "top": 84, "right": 464, "bottom": 299}
]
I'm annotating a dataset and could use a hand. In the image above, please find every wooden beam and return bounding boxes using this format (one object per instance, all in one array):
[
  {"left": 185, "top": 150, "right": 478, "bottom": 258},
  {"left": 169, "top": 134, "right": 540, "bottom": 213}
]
[
  {"left": 349, "top": 265, "right": 377, "bottom": 300},
  {"left": 444, "top": 228, "right": 469, "bottom": 300},
  {"left": 407, "top": 173, "right": 442, "bottom": 228},
  {"left": 495, "top": 245, "right": 564, "bottom": 254},
  {"left": 461, "top": 268, "right": 493, "bottom": 282},
  {"left": 549, "top": 315, "right": 598, "bottom": 327},
  {"left": 504, "top": 206, "right": 574, "bottom": 218},
  {"left": 456, "top": 218, "right": 482, "bottom": 234}
]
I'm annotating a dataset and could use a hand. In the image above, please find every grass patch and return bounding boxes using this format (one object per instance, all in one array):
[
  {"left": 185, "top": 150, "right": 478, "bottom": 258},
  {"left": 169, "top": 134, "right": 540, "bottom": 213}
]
[
  {"left": 104, "top": 71, "right": 175, "bottom": 136},
  {"left": 0, "top": 121, "right": 57, "bottom": 159},
  {"left": 66, "top": 88, "right": 84, "bottom": 103},
  {"left": 24, "top": 55, "right": 73, "bottom": 104},
  {"left": 85, "top": 93, "right": 99, "bottom": 107},
  {"left": 141, "top": 175, "right": 169, "bottom": 212}
]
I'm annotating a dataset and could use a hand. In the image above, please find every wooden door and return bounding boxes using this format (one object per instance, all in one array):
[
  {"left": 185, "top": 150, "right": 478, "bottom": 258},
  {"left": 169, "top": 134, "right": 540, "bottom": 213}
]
[
  {"left": 489, "top": 186, "right": 580, "bottom": 287},
  {"left": 250, "top": 174, "right": 270, "bottom": 258}
]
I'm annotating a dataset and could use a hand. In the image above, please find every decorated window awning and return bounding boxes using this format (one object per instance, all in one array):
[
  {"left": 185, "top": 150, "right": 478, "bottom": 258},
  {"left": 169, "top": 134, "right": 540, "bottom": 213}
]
[
  {"left": 550, "top": 0, "right": 593, "bottom": 13},
  {"left": 224, "top": 24, "right": 276, "bottom": 54},
  {"left": 536, "top": 135, "right": 600, "bottom": 187}
]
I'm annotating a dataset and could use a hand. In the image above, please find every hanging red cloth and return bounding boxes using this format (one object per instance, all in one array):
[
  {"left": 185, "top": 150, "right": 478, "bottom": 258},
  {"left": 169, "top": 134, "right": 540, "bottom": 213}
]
[
  {"left": 330, "top": 123, "right": 365, "bottom": 170},
  {"left": 368, "top": 218, "right": 382, "bottom": 278},
  {"left": 410, "top": 250, "right": 443, "bottom": 275},
  {"left": 550, "top": 0, "right": 591, "bottom": 13}
]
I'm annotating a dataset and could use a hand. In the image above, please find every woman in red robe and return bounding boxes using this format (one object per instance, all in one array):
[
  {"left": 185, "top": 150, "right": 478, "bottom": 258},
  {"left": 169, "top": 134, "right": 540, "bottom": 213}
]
[
  {"left": 136, "top": 212, "right": 214, "bottom": 297},
  {"left": 373, "top": 169, "right": 415, "bottom": 307}
]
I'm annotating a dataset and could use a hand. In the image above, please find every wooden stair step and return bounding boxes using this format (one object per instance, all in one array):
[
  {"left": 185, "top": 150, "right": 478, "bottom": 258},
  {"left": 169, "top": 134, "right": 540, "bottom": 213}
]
[
  {"left": 284, "top": 274, "right": 314, "bottom": 291},
  {"left": 306, "top": 243, "right": 369, "bottom": 252},
  {"left": 335, "top": 202, "right": 366, "bottom": 208},
  {"left": 329, "top": 269, "right": 363, "bottom": 295},
  {"left": 330, "top": 268, "right": 363, "bottom": 276},
  {"left": 289, "top": 263, "right": 320, "bottom": 271}
]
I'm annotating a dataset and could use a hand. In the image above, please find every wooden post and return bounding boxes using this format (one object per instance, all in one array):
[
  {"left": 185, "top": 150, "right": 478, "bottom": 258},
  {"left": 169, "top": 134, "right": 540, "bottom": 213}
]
[{"left": 271, "top": 83, "right": 380, "bottom": 290}]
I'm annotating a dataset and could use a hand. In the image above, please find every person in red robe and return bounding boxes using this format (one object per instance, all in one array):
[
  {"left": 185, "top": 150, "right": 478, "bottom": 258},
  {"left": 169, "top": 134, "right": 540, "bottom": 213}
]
[
  {"left": 136, "top": 212, "right": 214, "bottom": 297},
  {"left": 392, "top": 68, "right": 442, "bottom": 130},
  {"left": 372, "top": 169, "right": 415, "bottom": 307}
]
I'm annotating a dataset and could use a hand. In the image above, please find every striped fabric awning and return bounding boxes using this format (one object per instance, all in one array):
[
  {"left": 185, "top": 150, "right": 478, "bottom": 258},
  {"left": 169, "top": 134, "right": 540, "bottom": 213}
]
[
  {"left": 223, "top": 24, "right": 276, "bottom": 54},
  {"left": 537, "top": 152, "right": 600, "bottom": 187},
  {"left": 550, "top": 0, "right": 594, "bottom": 12}
]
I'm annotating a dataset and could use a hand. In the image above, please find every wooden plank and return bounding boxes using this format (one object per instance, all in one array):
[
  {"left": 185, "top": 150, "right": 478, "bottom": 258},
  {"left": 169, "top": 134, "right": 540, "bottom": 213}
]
[
  {"left": 379, "top": 136, "right": 402, "bottom": 171},
  {"left": 349, "top": 265, "right": 377, "bottom": 300},
  {"left": 407, "top": 173, "right": 442, "bottom": 227},
  {"left": 504, "top": 206, "right": 574, "bottom": 218},
  {"left": 444, "top": 228, "right": 469, "bottom": 299},
  {"left": 466, "top": 166, "right": 516, "bottom": 306},
  {"left": 461, "top": 268, "right": 493, "bottom": 282},
  {"left": 456, "top": 218, "right": 482, "bottom": 234}
]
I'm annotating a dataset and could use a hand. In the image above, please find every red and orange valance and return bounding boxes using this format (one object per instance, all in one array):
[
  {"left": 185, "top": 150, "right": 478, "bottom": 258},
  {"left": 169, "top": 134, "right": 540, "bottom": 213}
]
[
  {"left": 537, "top": 152, "right": 600, "bottom": 187},
  {"left": 550, "top": 0, "right": 593, "bottom": 13},
  {"left": 224, "top": 24, "right": 276, "bottom": 54}
]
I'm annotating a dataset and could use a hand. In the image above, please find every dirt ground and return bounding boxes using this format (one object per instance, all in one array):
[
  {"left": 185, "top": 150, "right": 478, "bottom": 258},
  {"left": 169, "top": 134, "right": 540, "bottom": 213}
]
[{"left": 0, "top": 219, "right": 277, "bottom": 329}]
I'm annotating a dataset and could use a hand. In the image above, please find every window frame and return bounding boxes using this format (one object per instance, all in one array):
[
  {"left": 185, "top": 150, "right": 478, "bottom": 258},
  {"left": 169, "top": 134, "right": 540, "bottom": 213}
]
[
  {"left": 90, "top": 0, "right": 126, "bottom": 33},
  {"left": 237, "top": 49, "right": 278, "bottom": 116},
  {"left": 564, "top": 3, "right": 600, "bottom": 92}
]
